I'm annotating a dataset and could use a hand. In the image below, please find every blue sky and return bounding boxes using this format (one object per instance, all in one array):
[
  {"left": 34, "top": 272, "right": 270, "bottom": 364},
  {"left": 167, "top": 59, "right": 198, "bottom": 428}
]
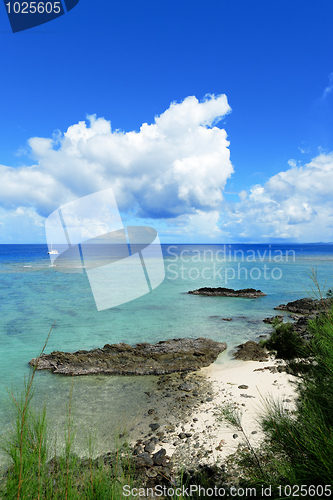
[{"left": 1, "top": 0, "right": 333, "bottom": 243}]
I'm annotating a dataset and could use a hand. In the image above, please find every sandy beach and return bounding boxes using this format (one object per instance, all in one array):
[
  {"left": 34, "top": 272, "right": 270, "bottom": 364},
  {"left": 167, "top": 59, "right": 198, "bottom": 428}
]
[{"left": 156, "top": 356, "right": 297, "bottom": 469}]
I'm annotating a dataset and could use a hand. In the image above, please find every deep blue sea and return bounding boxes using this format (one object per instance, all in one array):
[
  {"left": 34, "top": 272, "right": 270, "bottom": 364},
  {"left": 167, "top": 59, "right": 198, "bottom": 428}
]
[{"left": 1, "top": 243, "right": 333, "bottom": 463}]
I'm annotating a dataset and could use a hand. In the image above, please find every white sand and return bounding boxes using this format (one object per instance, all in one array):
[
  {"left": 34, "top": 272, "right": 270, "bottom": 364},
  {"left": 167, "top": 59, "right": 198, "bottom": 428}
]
[{"left": 162, "top": 357, "right": 297, "bottom": 465}]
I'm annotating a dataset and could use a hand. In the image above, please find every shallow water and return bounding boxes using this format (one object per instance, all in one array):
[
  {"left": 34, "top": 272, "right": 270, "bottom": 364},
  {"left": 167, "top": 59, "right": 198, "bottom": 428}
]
[{"left": 1, "top": 243, "right": 333, "bottom": 463}]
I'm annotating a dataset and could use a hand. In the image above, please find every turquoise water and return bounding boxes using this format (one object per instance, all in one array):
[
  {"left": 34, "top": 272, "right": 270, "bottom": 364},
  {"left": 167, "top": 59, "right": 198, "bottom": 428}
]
[{"left": 1, "top": 243, "right": 333, "bottom": 461}]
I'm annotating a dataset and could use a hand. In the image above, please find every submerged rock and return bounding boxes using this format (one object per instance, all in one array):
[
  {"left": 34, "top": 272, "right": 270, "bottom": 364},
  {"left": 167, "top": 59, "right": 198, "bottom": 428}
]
[
  {"left": 29, "top": 337, "right": 227, "bottom": 376},
  {"left": 263, "top": 315, "right": 284, "bottom": 324},
  {"left": 188, "top": 287, "right": 266, "bottom": 298}
]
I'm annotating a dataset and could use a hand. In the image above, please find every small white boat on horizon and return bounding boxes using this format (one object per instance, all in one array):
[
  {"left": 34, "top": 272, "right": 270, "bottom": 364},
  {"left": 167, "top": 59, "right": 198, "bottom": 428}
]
[{"left": 47, "top": 243, "right": 59, "bottom": 255}]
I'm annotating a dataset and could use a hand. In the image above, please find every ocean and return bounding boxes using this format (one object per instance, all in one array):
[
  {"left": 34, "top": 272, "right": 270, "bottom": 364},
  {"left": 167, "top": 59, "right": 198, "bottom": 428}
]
[{"left": 0, "top": 243, "right": 333, "bottom": 463}]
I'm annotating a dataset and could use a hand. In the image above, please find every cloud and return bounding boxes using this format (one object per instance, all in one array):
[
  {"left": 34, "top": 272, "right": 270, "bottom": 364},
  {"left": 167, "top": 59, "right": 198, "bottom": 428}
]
[
  {"left": 221, "top": 152, "right": 333, "bottom": 242},
  {"left": 5, "top": 93, "right": 333, "bottom": 243},
  {"left": 321, "top": 72, "right": 333, "bottom": 101},
  {"left": 238, "top": 190, "right": 247, "bottom": 201},
  {"left": 0, "top": 94, "right": 233, "bottom": 242},
  {"left": 0, "top": 206, "right": 45, "bottom": 243},
  {"left": 0, "top": 164, "right": 72, "bottom": 216}
]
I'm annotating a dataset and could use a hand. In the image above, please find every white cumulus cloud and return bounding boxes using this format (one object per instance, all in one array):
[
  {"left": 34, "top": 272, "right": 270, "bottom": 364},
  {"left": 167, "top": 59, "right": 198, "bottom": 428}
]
[
  {"left": 222, "top": 152, "right": 333, "bottom": 242},
  {"left": 0, "top": 94, "right": 233, "bottom": 242}
]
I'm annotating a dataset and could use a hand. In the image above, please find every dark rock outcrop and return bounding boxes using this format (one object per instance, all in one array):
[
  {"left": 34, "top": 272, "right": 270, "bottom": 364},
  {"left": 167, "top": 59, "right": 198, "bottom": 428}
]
[
  {"left": 273, "top": 297, "right": 332, "bottom": 344},
  {"left": 188, "top": 287, "right": 266, "bottom": 298},
  {"left": 29, "top": 337, "right": 227, "bottom": 376},
  {"left": 292, "top": 315, "right": 313, "bottom": 339},
  {"left": 233, "top": 341, "right": 269, "bottom": 361},
  {"left": 274, "top": 313, "right": 318, "bottom": 344},
  {"left": 275, "top": 297, "right": 331, "bottom": 315}
]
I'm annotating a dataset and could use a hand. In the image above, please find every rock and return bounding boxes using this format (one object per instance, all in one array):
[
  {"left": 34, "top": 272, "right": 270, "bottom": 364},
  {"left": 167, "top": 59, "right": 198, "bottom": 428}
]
[
  {"left": 29, "top": 337, "right": 227, "bottom": 376},
  {"left": 159, "top": 465, "right": 172, "bottom": 477},
  {"left": 233, "top": 434, "right": 238, "bottom": 439},
  {"left": 165, "top": 425, "right": 175, "bottom": 432},
  {"left": 292, "top": 316, "right": 311, "bottom": 337},
  {"left": 233, "top": 341, "right": 269, "bottom": 361},
  {"left": 238, "top": 385, "right": 249, "bottom": 389},
  {"left": 240, "top": 393, "right": 255, "bottom": 398},
  {"left": 179, "top": 433, "right": 187, "bottom": 439},
  {"left": 133, "top": 444, "right": 144, "bottom": 455},
  {"left": 263, "top": 315, "right": 284, "bottom": 324},
  {"left": 145, "top": 469, "right": 158, "bottom": 478},
  {"left": 147, "top": 409, "right": 155, "bottom": 415},
  {"left": 209, "top": 315, "right": 232, "bottom": 321},
  {"left": 135, "top": 453, "right": 154, "bottom": 467},
  {"left": 188, "top": 287, "right": 266, "bottom": 298},
  {"left": 152, "top": 448, "right": 166, "bottom": 465},
  {"left": 289, "top": 313, "right": 303, "bottom": 320},
  {"left": 144, "top": 441, "right": 156, "bottom": 453},
  {"left": 149, "top": 423, "right": 160, "bottom": 431},
  {"left": 275, "top": 297, "right": 331, "bottom": 315},
  {"left": 178, "top": 382, "right": 197, "bottom": 392},
  {"left": 185, "top": 433, "right": 192, "bottom": 438}
]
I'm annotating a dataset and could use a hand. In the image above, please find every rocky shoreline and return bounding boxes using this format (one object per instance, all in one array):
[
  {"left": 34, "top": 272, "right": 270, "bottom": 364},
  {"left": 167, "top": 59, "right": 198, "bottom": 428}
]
[
  {"left": 274, "top": 296, "right": 331, "bottom": 315},
  {"left": 30, "top": 295, "right": 329, "bottom": 377},
  {"left": 124, "top": 369, "right": 217, "bottom": 487},
  {"left": 270, "top": 297, "right": 332, "bottom": 341},
  {"left": 29, "top": 337, "right": 227, "bottom": 376}
]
